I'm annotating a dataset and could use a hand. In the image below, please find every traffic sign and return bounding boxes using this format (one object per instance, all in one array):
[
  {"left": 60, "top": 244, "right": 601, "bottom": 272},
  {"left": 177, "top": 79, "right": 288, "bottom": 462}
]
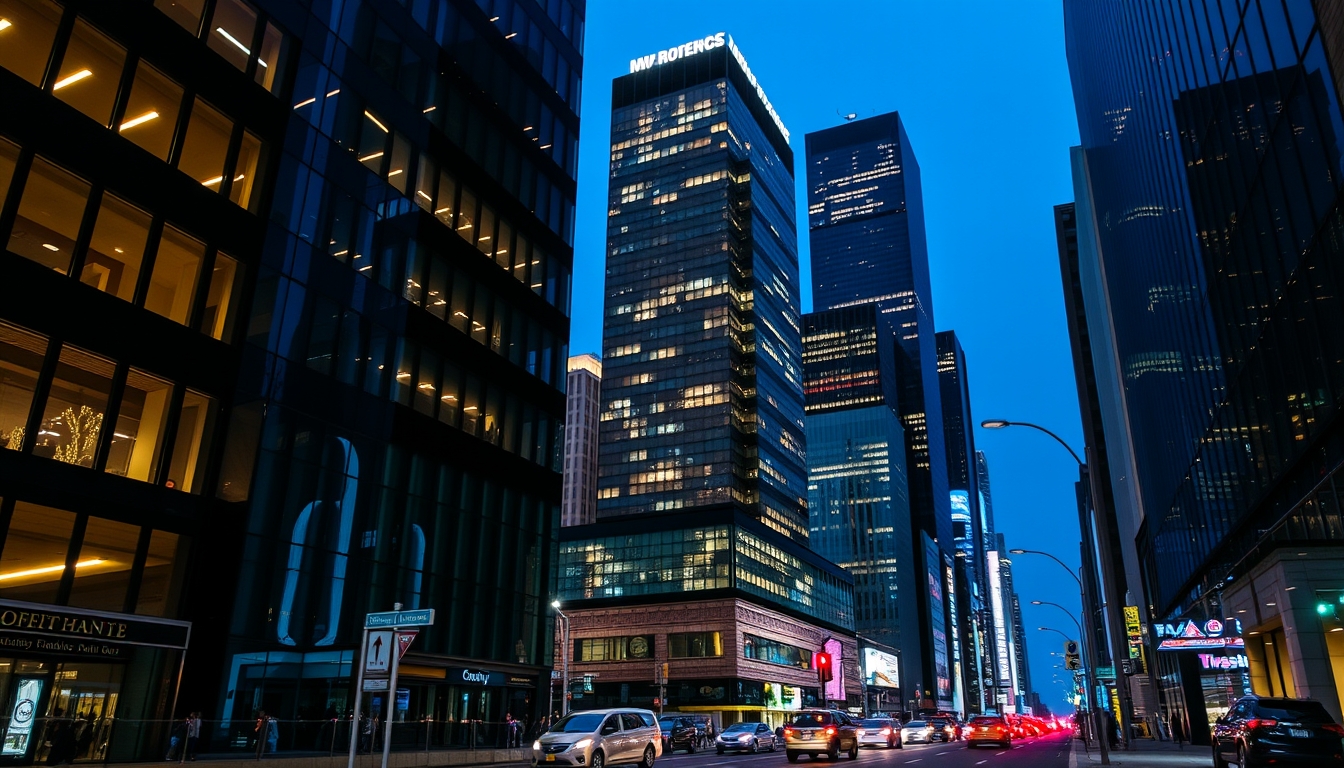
[
  {"left": 1097, "top": 666, "right": 1115, "bottom": 679},
  {"left": 363, "top": 678, "right": 390, "bottom": 691},
  {"left": 396, "top": 631, "right": 417, "bottom": 659},
  {"left": 366, "top": 609, "right": 436, "bottom": 628},
  {"left": 365, "top": 631, "right": 393, "bottom": 674}
]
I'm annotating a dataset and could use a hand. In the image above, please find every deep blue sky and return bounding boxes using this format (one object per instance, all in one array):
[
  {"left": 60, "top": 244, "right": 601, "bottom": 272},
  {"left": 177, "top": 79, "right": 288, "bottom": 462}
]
[{"left": 569, "top": 1, "right": 1083, "bottom": 714}]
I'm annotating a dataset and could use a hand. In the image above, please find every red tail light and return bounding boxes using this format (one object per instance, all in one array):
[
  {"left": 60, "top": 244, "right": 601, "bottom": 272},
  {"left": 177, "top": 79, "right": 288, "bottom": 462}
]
[
  {"left": 824, "top": 726, "right": 837, "bottom": 736},
  {"left": 1322, "top": 723, "right": 1344, "bottom": 736},
  {"left": 1245, "top": 719, "right": 1278, "bottom": 731},
  {"left": 880, "top": 728, "right": 891, "bottom": 735},
  {"left": 783, "top": 728, "right": 794, "bottom": 736}
]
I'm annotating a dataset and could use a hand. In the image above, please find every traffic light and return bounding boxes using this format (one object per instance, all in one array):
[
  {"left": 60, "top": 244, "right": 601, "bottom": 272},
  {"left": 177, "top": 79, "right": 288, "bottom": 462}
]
[
  {"left": 815, "top": 652, "right": 833, "bottom": 683},
  {"left": 660, "top": 663, "right": 669, "bottom": 684},
  {"left": 1064, "top": 640, "right": 1081, "bottom": 671}
]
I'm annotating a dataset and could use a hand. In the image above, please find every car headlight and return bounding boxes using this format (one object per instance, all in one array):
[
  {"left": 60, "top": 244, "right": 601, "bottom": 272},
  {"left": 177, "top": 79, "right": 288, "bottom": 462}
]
[
  {"left": 571, "top": 739, "right": 593, "bottom": 751},
  {"left": 533, "top": 742, "right": 542, "bottom": 751},
  {"left": 737, "top": 735, "right": 751, "bottom": 741}
]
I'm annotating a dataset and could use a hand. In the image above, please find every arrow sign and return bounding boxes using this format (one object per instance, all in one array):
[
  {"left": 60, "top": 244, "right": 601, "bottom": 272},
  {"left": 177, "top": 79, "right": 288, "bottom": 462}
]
[
  {"left": 396, "top": 631, "right": 417, "bottom": 660},
  {"left": 365, "top": 631, "right": 392, "bottom": 674}
]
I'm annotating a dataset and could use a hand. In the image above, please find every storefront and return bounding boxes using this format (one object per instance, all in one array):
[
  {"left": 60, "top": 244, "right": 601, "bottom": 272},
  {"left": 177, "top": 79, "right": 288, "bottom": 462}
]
[
  {"left": 370, "top": 663, "right": 538, "bottom": 749},
  {"left": 0, "top": 599, "right": 190, "bottom": 765},
  {"left": 1152, "top": 616, "right": 1249, "bottom": 746},
  {"left": 578, "top": 678, "right": 820, "bottom": 729}
]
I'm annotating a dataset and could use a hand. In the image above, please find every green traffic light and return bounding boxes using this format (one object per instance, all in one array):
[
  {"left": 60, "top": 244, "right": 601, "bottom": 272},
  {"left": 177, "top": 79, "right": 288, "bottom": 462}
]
[{"left": 1319, "top": 602, "right": 1331, "bottom": 615}]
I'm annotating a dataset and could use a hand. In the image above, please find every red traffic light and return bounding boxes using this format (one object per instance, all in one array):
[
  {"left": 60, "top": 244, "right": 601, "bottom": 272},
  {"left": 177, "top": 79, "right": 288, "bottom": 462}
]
[{"left": 815, "top": 652, "right": 834, "bottom": 683}]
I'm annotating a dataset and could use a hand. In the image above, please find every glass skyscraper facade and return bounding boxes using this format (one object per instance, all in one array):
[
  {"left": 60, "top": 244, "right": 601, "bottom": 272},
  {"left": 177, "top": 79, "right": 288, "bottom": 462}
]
[
  {"left": 1066, "top": 0, "right": 1344, "bottom": 735},
  {"left": 0, "top": 0, "right": 581, "bottom": 759}
]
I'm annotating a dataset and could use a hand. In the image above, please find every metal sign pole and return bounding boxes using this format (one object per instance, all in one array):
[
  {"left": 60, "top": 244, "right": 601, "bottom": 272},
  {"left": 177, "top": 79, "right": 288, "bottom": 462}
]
[
  {"left": 349, "top": 626, "right": 369, "bottom": 768},
  {"left": 380, "top": 604, "right": 403, "bottom": 768}
]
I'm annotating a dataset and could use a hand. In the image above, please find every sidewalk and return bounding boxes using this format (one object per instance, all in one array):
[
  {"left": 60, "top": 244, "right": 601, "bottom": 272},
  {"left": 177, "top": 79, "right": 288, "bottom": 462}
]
[
  {"left": 112, "top": 748, "right": 532, "bottom": 768},
  {"left": 1071, "top": 737, "right": 1209, "bottom": 767}
]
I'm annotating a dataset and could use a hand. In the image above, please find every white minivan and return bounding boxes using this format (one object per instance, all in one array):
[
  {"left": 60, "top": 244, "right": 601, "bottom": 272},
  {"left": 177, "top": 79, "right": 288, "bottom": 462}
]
[{"left": 533, "top": 709, "right": 662, "bottom": 768}]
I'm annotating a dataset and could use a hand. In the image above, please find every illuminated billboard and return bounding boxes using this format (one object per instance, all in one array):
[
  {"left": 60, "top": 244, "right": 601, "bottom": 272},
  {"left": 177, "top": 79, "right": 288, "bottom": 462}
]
[{"left": 862, "top": 648, "right": 900, "bottom": 689}]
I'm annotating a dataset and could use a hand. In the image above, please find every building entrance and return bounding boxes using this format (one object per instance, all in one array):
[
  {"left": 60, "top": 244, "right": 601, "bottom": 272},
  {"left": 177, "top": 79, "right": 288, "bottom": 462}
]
[{"left": 0, "top": 658, "right": 124, "bottom": 765}]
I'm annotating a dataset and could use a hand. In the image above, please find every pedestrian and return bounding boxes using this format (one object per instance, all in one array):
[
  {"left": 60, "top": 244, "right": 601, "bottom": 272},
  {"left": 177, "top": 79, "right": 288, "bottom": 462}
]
[
  {"left": 47, "top": 720, "right": 76, "bottom": 766},
  {"left": 166, "top": 718, "right": 186, "bottom": 761},
  {"left": 181, "top": 712, "right": 201, "bottom": 762},
  {"left": 266, "top": 715, "right": 278, "bottom": 755},
  {"left": 253, "top": 711, "right": 267, "bottom": 760},
  {"left": 1106, "top": 710, "right": 1119, "bottom": 750},
  {"left": 1170, "top": 712, "right": 1184, "bottom": 750}
]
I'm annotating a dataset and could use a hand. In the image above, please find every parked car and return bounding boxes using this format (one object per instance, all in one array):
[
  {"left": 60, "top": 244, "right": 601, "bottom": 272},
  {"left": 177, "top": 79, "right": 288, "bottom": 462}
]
[
  {"left": 899, "top": 720, "right": 935, "bottom": 745},
  {"left": 715, "top": 722, "right": 777, "bottom": 754},
  {"left": 657, "top": 716, "right": 698, "bottom": 754},
  {"left": 927, "top": 717, "right": 957, "bottom": 742},
  {"left": 782, "top": 710, "right": 860, "bottom": 762},
  {"left": 1212, "top": 695, "right": 1344, "bottom": 768},
  {"left": 965, "top": 715, "right": 1013, "bottom": 749},
  {"left": 533, "top": 709, "right": 662, "bottom": 768},
  {"left": 855, "top": 718, "right": 902, "bottom": 749}
]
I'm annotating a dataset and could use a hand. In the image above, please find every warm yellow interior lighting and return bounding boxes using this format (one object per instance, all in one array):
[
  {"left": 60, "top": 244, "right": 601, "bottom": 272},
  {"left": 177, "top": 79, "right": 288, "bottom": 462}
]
[
  {"left": 0, "top": 19, "right": 12, "bottom": 31},
  {"left": 53, "top": 69, "right": 93, "bottom": 90},
  {"left": 119, "top": 111, "right": 159, "bottom": 131},
  {"left": 0, "top": 558, "right": 106, "bottom": 582}
]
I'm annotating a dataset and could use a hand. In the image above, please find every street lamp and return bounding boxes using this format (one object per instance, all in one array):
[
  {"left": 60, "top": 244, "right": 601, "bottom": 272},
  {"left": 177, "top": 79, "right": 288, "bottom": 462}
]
[
  {"left": 1032, "top": 600, "right": 1083, "bottom": 635},
  {"left": 552, "top": 600, "right": 570, "bottom": 716}
]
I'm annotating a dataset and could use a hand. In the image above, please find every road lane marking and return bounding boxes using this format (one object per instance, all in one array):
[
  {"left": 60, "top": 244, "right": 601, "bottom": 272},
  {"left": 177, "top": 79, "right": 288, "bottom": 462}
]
[{"left": 996, "top": 751, "right": 1007, "bottom": 755}]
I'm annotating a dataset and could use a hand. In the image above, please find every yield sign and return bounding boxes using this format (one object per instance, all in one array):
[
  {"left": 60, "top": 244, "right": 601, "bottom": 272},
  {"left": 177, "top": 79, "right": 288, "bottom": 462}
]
[
  {"left": 396, "top": 631, "right": 418, "bottom": 660},
  {"left": 365, "top": 631, "right": 392, "bottom": 673}
]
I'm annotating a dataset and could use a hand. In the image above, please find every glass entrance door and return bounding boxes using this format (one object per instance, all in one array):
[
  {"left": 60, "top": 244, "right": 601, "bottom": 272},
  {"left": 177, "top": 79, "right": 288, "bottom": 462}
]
[{"left": 33, "top": 662, "right": 123, "bottom": 764}]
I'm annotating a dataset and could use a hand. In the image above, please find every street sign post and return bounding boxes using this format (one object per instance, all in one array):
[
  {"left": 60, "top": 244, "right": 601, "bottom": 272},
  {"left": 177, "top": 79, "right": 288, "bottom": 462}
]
[
  {"left": 365, "top": 609, "right": 435, "bottom": 628},
  {"left": 365, "top": 631, "right": 393, "bottom": 674},
  {"left": 348, "top": 604, "right": 434, "bottom": 768}
]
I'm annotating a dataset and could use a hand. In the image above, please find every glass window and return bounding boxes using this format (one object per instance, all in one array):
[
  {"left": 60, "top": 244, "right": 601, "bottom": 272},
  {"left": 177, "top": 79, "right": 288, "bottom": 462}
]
[
  {"left": 136, "top": 529, "right": 185, "bottom": 615},
  {"left": 0, "top": 501, "right": 75, "bottom": 604},
  {"left": 414, "top": 154, "right": 435, "bottom": 212},
  {"left": 358, "top": 110, "right": 388, "bottom": 173},
  {"left": 154, "top": 0, "right": 206, "bottom": 36},
  {"left": 34, "top": 345, "right": 114, "bottom": 468},
  {"left": 476, "top": 204, "right": 495, "bottom": 255},
  {"left": 166, "top": 389, "right": 214, "bottom": 493},
  {"left": 0, "top": 137, "right": 16, "bottom": 207},
  {"left": 0, "top": 321, "right": 46, "bottom": 451},
  {"left": 178, "top": 97, "right": 233, "bottom": 189},
  {"left": 387, "top": 132, "right": 410, "bottom": 193},
  {"left": 743, "top": 634, "right": 812, "bottom": 669},
  {"left": 199, "top": 252, "right": 240, "bottom": 340},
  {"left": 67, "top": 516, "right": 141, "bottom": 611},
  {"left": 229, "top": 129, "right": 262, "bottom": 209},
  {"left": 575, "top": 636, "right": 652, "bottom": 662},
  {"left": 414, "top": 348, "right": 438, "bottom": 417},
  {"left": 435, "top": 170, "right": 456, "bottom": 227},
  {"left": 8, "top": 156, "right": 90, "bottom": 273},
  {"left": 668, "top": 631, "right": 723, "bottom": 658},
  {"left": 461, "top": 374, "right": 480, "bottom": 436},
  {"left": 82, "top": 193, "right": 151, "bottom": 301},
  {"left": 104, "top": 368, "right": 172, "bottom": 482},
  {"left": 438, "top": 360, "right": 460, "bottom": 427},
  {"left": 207, "top": 0, "right": 258, "bottom": 73},
  {"left": 0, "top": 0, "right": 63, "bottom": 86},
  {"left": 145, "top": 226, "right": 203, "bottom": 324},
  {"left": 457, "top": 188, "right": 477, "bottom": 242},
  {"left": 53, "top": 19, "right": 126, "bottom": 126},
  {"left": 254, "top": 21, "right": 285, "bottom": 93},
  {"left": 120, "top": 61, "right": 182, "bottom": 161}
]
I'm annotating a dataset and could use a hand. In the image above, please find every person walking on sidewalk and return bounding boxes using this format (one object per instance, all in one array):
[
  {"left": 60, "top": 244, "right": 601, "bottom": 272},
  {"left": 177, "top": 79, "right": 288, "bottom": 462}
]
[
  {"left": 253, "top": 711, "right": 267, "bottom": 760},
  {"left": 181, "top": 713, "right": 201, "bottom": 763},
  {"left": 1170, "top": 712, "right": 1184, "bottom": 750}
]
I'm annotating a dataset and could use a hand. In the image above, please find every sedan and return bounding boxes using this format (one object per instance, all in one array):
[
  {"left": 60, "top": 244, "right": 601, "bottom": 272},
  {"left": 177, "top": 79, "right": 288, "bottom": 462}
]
[
  {"left": 855, "top": 719, "right": 901, "bottom": 749},
  {"left": 899, "top": 720, "right": 935, "bottom": 745},
  {"left": 1213, "top": 695, "right": 1344, "bottom": 767},
  {"left": 965, "top": 715, "right": 1013, "bottom": 749},
  {"left": 716, "top": 722, "right": 777, "bottom": 754}
]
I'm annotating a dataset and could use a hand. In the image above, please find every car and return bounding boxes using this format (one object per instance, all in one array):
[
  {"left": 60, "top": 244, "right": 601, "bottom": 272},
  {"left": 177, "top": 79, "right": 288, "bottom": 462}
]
[
  {"left": 657, "top": 716, "right": 699, "bottom": 754},
  {"left": 966, "top": 715, "right": 1012, "bottom": 749},
  {"left": 899, "top": 720, "right": 935, "bottom": 745},
  {"left": 533, "top": 709, "right": 662, "bottom": 768},
  {"left": 782, "top": 710, "right": 860, "bottom": 762},
  {"left": 855, "top": 718, "right": 902, "bottom": 748},
  {"left": 1212, "top": 695, "right": 1344, "bottom": 768},
  {"left": 715, "top": 722, "right": 776, "bottom": 754},
  {"left": 926, "top": 717, "right": 956, "bottom": 742}
]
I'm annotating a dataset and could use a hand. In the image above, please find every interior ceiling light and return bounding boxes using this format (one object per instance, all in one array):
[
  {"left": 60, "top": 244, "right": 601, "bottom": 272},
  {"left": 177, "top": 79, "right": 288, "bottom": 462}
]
[
  {"left": 41, "top": 243, "right": 59, "bottom": 251},
  {"left": 0, "top": 558, "right": 105, "bottom": 582},
  {"left": 53, "top": 69, "right": 93, "bottom": 90},
  {"left": 119, "top": 110, "right": 159, "bottom": 131},
  {"left": 0, "top": 19, "right": 12, "bottom": 31}
]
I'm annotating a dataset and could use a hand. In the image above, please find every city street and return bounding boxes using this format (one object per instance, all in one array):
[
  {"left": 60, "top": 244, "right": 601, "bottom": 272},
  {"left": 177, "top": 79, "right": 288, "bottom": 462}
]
[{"left": 654, "top": 733, "right": 1073, "bottom": 768}]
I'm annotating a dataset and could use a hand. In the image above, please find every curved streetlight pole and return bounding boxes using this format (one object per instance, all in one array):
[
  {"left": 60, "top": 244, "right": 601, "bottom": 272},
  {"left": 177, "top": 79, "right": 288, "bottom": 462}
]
[
  {"left": 552, "top": 601, "right": 570, "bottom": 716},
  {"left": 1032, "top": 600, "right": 1083, "bottom": 636}
]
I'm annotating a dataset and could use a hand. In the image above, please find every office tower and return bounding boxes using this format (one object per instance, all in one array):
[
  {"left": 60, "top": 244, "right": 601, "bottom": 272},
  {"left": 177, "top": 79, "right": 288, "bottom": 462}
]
[
  {"left": 0, "top": 0, "right": 582, "bottom": 758},
  {"left": 807, "top": 111, "right": 954, "bottom": 709},
  {"left": 556, "top": 33, "right": 859, "bottom": 725},
  {"left": 563, "top": 354, "right": 602, "bottom": 526},
  {"left": 1066, "top": 0, "right": 1344, "bottom": 734},
  {"left": 978, "top": 452, "right": 1014, "bottom": 712},
  {"left": 994, "top": 535, "right": 1027, "bottom": 712},
  {"left": 803, "top": 304, "right": 922, "bottom": 707}
]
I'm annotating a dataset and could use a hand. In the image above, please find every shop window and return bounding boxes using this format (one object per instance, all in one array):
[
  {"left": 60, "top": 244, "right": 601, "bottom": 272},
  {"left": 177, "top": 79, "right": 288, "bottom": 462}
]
[
  {"left": 230, "top": 129, "right": 263, "bottom": 210},
  {"left": 82, "top": 193, "right": 151, "bottom": 301},
  {"left": 67, "top": 516, "right": 141, "bottom": 611},
  {"left": 53, "top": 19, "right": 126, "bottom": 126},
  {"left": 0, "top": 0, "right": 63, "bottom": 86},
  {"left": 165, "top": 389, "right": 214, "bottom": 493},
  {"left": 0, "top": 321, "right": 47, "bottom": 451},
  {"left": 154, "top": 0, "right": 206, "bottom": 36},
  {"left": 178, "top": 97, "right": 233, "bottom": 189},
  {"left": 33, "top": 345, "right": 114, "bottom": 468},
  {"left": 8, "top": 156, "right": 90, "bottom": 273},
  {"left": 254, "top": 21, "right": 286, "bottom": 93},
  {"left": 135, "top": 529, "right": 185, "bottom": 615},
  {"left": 199, "top": 252, "right": 240, "bottom": 340},
  {"left": 120, "top": 61, "right": 183, "bottom": 161},
  {"left": 144, "top": 225, "right": 203, "bottom": 325},
  {"left": 104, "top": 368, "right": 172, "bottom": 482},
  {"left": 207, "top": 0, "right": 258, "bottom": 73},
  {"left": 0, "top": 501, "right": 75, "bottom": 604}
]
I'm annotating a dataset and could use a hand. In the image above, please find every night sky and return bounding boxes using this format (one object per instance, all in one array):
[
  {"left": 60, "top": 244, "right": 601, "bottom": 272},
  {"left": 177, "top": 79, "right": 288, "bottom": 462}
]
[{"left": 569, "top": 1, "right": 1084, "bottom": 715}]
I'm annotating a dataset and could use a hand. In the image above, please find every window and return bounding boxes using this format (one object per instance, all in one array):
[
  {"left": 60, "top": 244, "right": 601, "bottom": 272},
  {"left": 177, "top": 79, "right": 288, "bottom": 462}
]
[
  {"left": 0, "top": 502, "right": 75, "bottom": 604},
  {"left": 575, "top": 636, "right": 652, "bottom": 662},
  {"left": 0, "top": 137, "right": 15, "bottom": 205},
  {"left": 178, "top": 97, "right": 233, "bottom": 189},
  {"left": 104, "top": 368, "right": 172, "bottom": 481},
  {"left": 8, "top": 156, "right": 90, "bottom": 273},
  {"left": 154, "top": 0, "right": 206, "bottom": 36},
  {"left": 83, "top": 193, "right": 151, "bottom": 301},
  {"left": 199, "top": 252, "right": 240, "bottom": 340},
  {"left": 53, "top": 19, "right": 126, "bottom": 126},
  {"left": 120, "top": 61, "right": 183, "bottom": 161},
  {"left": 743, "top": 634, "right": 812, "bottom": 669},
  {"left": 0, "top": 0, "right": 63, "bottom": 86},
  {"left": 145, "top": 226, "right": 204, "bottom": 324},
  {"left": 135, "top": 529, "right": 185, "bottom": 615},
  {"left": 0, "top": 321, "right": 46, "bottom": 451},
  {"left": 207, "top": 0, "right": 258, "bottom": 73},
  {"left": 668, "top": 631, "right": 722, "bottom": 658},
  {"left": 67, "top": 516, "right": 141, "bottom": 611},
  {"left": 165, "top": 389, "right": 214, "bottom": 493},
  {"left": 230, "top": 130, "right": 263, "bottom": 209},
  {"left": 254, "top": 21, "right": 286, "bottom": 93},
  {"left": 34, "top": 345, "right": 115, "bottom": 468}
]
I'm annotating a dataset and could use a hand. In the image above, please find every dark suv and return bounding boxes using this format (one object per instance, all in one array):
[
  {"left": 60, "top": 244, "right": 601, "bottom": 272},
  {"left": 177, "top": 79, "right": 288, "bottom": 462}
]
[
  {"left": 658, "top": 716, "right": 700, "bottom": 754},
  {"left": 1213, "top": 695, "right": 1344, "bottom": 767}
]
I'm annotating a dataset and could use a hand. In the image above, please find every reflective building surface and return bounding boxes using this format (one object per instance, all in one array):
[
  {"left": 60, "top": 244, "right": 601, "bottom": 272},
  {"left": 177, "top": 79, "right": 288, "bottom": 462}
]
[{"left": 562, "top": 353, "right": 601, "bottom": 526}]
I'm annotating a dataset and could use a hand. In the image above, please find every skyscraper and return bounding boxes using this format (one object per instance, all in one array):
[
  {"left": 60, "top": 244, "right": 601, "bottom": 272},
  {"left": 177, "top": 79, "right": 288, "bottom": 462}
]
[
  {"left": 563, "top": 354, "right": 602, "bottom": 526},
  {"left": 556, "top": 33, "right": 860, "bottom": 724},
  {"left": 977, "top": 452, "right": 1015, "bottom": 712},
  {"left": 1066, "top": 0, "right": 1344, "bottom": 733},
  {"left": 807, "top": 112, "right": 953, "bottom": 707}
]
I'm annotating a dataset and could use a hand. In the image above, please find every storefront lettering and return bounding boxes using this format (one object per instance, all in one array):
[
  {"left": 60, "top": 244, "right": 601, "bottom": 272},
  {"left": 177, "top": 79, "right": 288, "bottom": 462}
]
[
  {"left": 462, "top": 670, "right": 490, "bottom": 684},
  {"left": 1198, "top": 653, "right": 1248, "bottom": 670},
  {"left": 0, "top": 609, "right": 128, "bottom": 640}
]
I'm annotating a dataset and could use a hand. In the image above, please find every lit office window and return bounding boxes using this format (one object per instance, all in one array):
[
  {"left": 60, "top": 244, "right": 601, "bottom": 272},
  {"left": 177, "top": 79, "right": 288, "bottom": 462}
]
[
  {"left": 104, "top": 368, "right": 172, "bottom": 482},
  {"left": 230, "top": 129, "right": 263, "bottom": 209},
  {"left": 0, "top": 321, "right": 47, "bottom": 451},
  {"left": 178, "top": 97, "right": 233, "bottom": 190},
  {"left": 135, "top": 530, "right": 185, "bottom": 616},
  {"left": 120, "top": 61, "right": 183, "bottom": 160},
  {"left": 166, "top": 389, "right": 214, "bottom": 493},
  {"left": 207, "top": 0, "right": 258, "bottom": 73},
  {"left": 154, "top": 0, "right": 206, "bottom": 36},
  {"left": 0, "top": 501, "right": 76, "bottom": 604},
  {"left": 67, "top": 516, "right": 142, "bottom": 611},
  {"left": 0, "top": 136, "right": 16, "bottom": 220},
  {"left": 145, "top": 226, "right": 203, "bottom": 325},
  {"left": 53, "top": 19, "right": 127, "bottom": 126},
  {"left": 0, "top": 0, "right": 63, "bottom": 86},
  {"left": 83, "top": 193, "right": 151, "bottom": 301},
  {"left": 34, "top": 345, "right": 115, "bottom": 468},
  {"left": 199, "top": 252, "right": 240, "bottom": 340},
  {"left": 254, "top": 21, "right": 286, "bottom": 93},
  {"left": 8, "top": 156, "right": 90, "bottom": 273}
]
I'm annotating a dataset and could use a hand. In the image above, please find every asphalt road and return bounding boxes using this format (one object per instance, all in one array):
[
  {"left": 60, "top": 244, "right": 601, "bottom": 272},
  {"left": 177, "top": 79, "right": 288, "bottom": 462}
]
[{"left": 653, "top": 731, "right": 1074, "bottom": 768}]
